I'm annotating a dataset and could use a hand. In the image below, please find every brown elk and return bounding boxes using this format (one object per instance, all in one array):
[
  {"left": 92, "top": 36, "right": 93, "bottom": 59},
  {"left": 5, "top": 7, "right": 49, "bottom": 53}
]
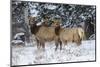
[
  {"left": 59, "top": 27, "right": 85, "bottom": 46},
  {"left": 51, "top": 22, "right": 85, "bottom": 49},
  {"left": 28, "top": 16, "right": 62, "bottom": 51}
]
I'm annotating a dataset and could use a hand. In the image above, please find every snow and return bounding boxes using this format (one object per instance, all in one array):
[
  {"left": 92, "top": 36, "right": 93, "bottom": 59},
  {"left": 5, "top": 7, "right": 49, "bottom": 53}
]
[
  {"left": 79, "top": 14, "right": 86, "bottom": 20},
  {"left": 12, "top": 40, "right": 24, "bottom": 44},
  {"left": 12, "top": 32, "right": 25, "bottom": 44},
  {"left": 12, "top": 40, "right": 95, "bottom": 66},
  {"left": 14, "top": 32, "right": 24, "bottom": 39},
  {"left": 30, "top": 9, "right": 39, "bottom": 17},
  {"left": 44, "top": 4, "right": 57, "bottom": 10},
  {"left": 89, "top": 34, "right": 95, "bottom": 40},
  {"left": 36, "top": 22, "right": 43, "bottom": 26}
]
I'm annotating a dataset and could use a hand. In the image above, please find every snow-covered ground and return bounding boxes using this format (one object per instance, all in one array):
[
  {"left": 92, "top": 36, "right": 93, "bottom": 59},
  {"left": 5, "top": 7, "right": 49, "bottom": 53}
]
[{"left": 12, "top": 40, "right": 95, "bottom": 66}]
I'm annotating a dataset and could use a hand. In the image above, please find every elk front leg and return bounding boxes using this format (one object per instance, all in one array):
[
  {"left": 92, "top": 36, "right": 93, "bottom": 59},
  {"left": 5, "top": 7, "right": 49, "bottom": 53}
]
[
  {"left": 36, "top": 38, "right": 41, "bottom": 50},
  {"left": 55, "top": 42, "right": 59, "bottom": 51},
  {"left": 59, "top": 40, "right": 62, "bottom": 50}
]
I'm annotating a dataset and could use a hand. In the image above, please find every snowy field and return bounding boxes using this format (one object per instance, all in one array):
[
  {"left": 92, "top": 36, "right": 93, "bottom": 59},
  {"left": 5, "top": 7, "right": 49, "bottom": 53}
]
[{"left": 12, "top": 40, "right": 95, "bottom": 66}]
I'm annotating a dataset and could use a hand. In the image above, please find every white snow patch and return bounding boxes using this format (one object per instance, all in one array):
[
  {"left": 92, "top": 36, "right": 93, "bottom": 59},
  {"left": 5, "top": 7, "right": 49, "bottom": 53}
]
[
  {"left": 30, "top": 9, "right": 39, "bottom": 17},
  {"left": 36, "top": 22, "right": 43, "bottom": 26},
  {"left": 44, "top": 4, "right": 57, "bottom": 10},
  {"left": 14, "top": 32, "right": 24, "bottom": 39},
  {"left": 12, "top": 40, "right": 24, "bottom": 44},
  {"left": 12, "top": 40, "right": 95, "bottom": 65}
]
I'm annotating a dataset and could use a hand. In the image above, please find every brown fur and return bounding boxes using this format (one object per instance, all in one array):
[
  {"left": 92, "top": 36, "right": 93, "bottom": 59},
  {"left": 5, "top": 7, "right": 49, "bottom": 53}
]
[
  {"left": 50, "top": 22, "right": 84, "bottom": 50},
  {"left": 29, "top": 17, "right": 85, "bottom": 50},
  {"left": 42, "top": 20, "right": 85, "bottom": 50},
  {"left": 51, "top": 20, "right": 61, "bottom": 35},
  {"left": 28, "top": 16, "right": 36, "bottom": 25},
  {"left": 34, "top": 26, "right": 60, "bottom": 50},
  {"left": 51, "top": 20, "right": 60, "bottom": 27},
  {"left": 29, "top": 16, "right": 61, "bottom": 51},
  {"left": 59, "top": 27, "right": 85, "bottom": 46}
]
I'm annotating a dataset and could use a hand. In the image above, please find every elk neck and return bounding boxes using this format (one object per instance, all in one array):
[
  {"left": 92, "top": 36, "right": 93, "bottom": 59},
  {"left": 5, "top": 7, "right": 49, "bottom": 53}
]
[{"left": 30, "top": 24, "right": 41, "bottom": 35}]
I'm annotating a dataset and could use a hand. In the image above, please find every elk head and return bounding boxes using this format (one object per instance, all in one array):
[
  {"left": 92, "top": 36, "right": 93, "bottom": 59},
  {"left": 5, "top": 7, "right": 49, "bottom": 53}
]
[
  {"left": 28, "top": 16, "right": 37, "bottom": 26},
  {"left": 28, "top": 16, "right": 40, "bottom": 34}
]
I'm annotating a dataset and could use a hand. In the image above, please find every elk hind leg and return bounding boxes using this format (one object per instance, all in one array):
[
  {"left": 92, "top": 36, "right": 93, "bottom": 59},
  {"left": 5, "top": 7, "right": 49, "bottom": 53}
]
[{"left": 40, "top": 41, "right": 45, "bottom": 51}]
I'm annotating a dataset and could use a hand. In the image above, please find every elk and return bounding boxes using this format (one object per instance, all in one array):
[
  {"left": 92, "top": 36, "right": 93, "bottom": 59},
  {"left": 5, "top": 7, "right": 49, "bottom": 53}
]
[
  {"left": 51, "top": 22, "right": 85, "bottom": 50},
  {"left": 28, "top": 16, "right": 61, "bottom": 51},
  {"left": 59, "top": 27, "right": 85, "bottom": 46}
]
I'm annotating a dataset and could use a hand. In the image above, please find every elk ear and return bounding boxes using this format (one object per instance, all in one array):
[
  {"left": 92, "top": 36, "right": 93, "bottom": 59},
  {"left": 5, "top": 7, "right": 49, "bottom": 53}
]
[{"left": 28, "top": 16, "right": 36, "bottom": 24}]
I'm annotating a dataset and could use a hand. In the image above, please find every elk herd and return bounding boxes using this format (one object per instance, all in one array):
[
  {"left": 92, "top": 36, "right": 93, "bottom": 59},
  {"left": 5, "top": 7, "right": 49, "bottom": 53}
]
[{"left": 28, "top": 16, "right": 85, "bottom": 51}]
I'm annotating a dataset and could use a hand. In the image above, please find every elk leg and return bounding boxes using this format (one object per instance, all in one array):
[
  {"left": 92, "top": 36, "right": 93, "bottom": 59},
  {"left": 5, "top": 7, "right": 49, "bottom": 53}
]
[
  {"left": 59, "top": 40, "right": 62, "bottom": 50},
  {"left": 36, "top": 39, "right": 41, "bottom": 50},
  {"left": 40, "top": 41, "right": 45, "bottom": 51},
  {"left": 55, "top": 42, "right": 59, "bottom": 51},
  {"left": 76, "top": 35, "right": 82, "bottom": 46},
  {"left": 76, "top": 40, "right": 81, "bottom": 46},
  {"left": 42, "top": 43, "right": 45, "bottom": 51}
]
